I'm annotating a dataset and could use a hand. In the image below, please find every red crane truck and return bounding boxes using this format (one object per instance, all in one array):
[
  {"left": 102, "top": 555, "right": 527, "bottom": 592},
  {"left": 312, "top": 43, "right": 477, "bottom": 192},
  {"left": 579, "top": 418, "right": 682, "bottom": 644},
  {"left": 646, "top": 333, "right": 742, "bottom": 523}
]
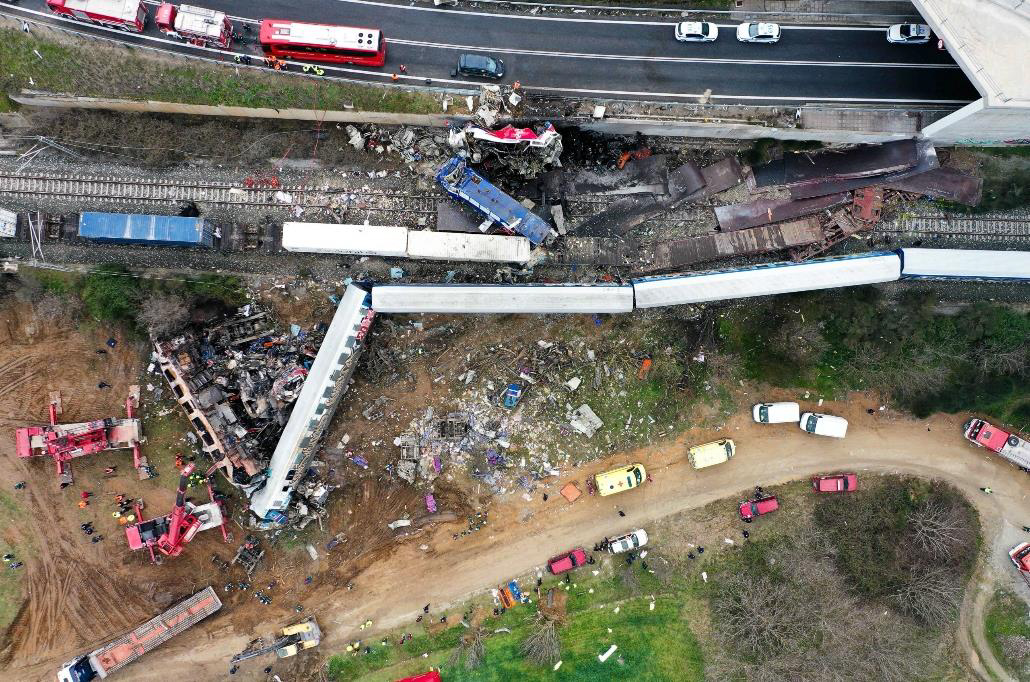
[
  {"left": 963, "top": 418, "right": 1030, "bottom": 472},
  {"left": 56, "top": 586, "right": 222, "bottom": 681}
]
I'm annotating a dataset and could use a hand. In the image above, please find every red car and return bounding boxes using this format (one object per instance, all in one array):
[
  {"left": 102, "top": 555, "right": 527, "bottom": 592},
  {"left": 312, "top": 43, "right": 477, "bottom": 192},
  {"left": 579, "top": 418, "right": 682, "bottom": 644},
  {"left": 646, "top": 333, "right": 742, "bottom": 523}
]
[
  {"left": 739, "top": 495, "right": 779, "bottom": 522},
  {"left": 547, "top": 548, "right": 588, "bottom": 575},
  {"left": 812, "top": 473, "right": 858, "bottom": 493}
]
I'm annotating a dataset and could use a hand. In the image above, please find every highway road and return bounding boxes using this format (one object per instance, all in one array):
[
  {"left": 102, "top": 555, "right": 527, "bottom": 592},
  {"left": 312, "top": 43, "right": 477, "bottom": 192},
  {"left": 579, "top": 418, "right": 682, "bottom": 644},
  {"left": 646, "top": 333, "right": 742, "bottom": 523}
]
[{"left": 2, "top": 0, "right": 981, "bottom": 105}]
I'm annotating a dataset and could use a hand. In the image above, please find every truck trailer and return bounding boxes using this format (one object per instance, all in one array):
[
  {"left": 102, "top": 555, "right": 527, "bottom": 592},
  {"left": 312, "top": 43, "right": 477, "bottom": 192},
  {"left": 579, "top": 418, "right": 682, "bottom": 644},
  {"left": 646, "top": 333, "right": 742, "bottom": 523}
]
[
  {"left": 963, "top": 418, "right": 1030, "bottom": 471},
  {"left": 78, "top": 212, "right": 215, "bottom": 247},
  {"left": 56, "top": 586, "right": 222, "bottom": 681}
]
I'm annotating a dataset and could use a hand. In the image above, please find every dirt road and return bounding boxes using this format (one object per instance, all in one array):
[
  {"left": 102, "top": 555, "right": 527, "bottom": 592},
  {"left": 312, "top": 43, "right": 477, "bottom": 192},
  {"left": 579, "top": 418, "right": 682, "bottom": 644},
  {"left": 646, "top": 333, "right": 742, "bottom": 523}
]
[{"left": 11, "top": 403, "right": 1029, "bottom": 681}]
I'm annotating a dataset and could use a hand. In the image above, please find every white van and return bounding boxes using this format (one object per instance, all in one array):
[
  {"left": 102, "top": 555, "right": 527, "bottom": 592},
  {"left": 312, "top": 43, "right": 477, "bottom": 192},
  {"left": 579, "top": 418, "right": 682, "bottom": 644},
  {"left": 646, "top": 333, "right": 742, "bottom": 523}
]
[
  {"left": 752, "top": 402, "right": 801, "bottom": 424},
  {"left": 608, "top": 529, "right": 648, "bottom": 554},
  {"left": 687, "top": 439, "right": 735, "bottom": 469},
  {"left": 799, "top": 413, "right": 848, "bottom": 438}
]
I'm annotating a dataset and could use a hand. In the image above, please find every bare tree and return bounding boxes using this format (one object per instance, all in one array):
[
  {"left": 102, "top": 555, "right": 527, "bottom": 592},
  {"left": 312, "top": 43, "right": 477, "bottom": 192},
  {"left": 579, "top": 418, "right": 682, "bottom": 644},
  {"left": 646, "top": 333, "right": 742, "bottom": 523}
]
[
  {"left": 907, "top": 501, "right": 972, "bottom": 560},
  {"left": 1000, "top": 635, "right": 1030, "bottom": 665},
  {"left": 711, "top": 573, "right": 817, "bottom": 660},
  {"left": 521, "top": 617, "right": 561, "bottom": 667},
  {"left": 137, "top": 293, "right": 190, "bottom": 338},
  {"left": 448, "top": 627, "right": 486, "bottom": 670},
  {"left": 981, "top": 346, "right": 1029, "bottom": 376},
  {"left": 889, "top": 565, "right": 962, "bottom": 626},
  {"left": 34, "top": 291, "right": 83, "bottom": 324}
]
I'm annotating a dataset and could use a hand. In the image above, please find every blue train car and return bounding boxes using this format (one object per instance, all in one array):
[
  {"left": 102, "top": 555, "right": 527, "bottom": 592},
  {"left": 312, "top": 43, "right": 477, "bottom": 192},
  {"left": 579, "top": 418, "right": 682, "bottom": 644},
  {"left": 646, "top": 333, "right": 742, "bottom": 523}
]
[
  {"left": 436, "top": 157, "right": 554, "bottom": 246},
  {"left": 78, "top": 212, "right": 215, "bottom": 247}
]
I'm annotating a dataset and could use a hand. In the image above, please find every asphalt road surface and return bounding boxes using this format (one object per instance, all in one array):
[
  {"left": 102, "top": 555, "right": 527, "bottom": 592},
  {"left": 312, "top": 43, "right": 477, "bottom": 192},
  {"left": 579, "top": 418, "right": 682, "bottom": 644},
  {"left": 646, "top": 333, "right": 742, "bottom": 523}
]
[
  {"left": 13, "top": 404, "right": 1029, "bottom": 681},
  {"left": 3, "top": 0, "right": 981, "bottom": 104}
]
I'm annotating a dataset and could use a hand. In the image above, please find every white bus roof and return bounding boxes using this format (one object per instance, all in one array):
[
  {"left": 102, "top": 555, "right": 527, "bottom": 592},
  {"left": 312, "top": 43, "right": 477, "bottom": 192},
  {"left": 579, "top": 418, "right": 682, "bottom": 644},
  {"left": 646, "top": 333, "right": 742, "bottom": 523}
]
[
  {"left": 174, "top": 4, "right": 227, "bottom": 39},
  {"left": 282, "top": 223, "right": 408, "bottom": 257},
  {"left": 372, "top": 284, "right": 634, "bottom": 314},
  {"left": 61, "top": 0, "right": 140, "bottom": 22},
  {"left": 264, "top": 20, "right": 380, "bottom": 51}
]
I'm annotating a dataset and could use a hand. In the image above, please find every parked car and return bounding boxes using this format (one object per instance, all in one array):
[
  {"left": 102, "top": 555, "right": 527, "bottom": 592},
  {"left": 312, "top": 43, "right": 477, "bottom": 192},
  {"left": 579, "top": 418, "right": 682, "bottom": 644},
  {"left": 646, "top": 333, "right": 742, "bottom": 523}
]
[
  {"left": 594, "top": 463, "right": 647, "bottom": 496},
  {"left": 675, "top": 21, "right": 718, "bottom": 42},
  {"left": 687, "top": 439, "right": 735, "bottom": 469},
  {"left": 608, "top": 529, "right": 648, "bottom": 554},
  {"left": 736, "top": 22, "right": 781, "bottom": 43},
  {"left": 752, "top": 401, "right": 801, "bottom": 424},
  {"left": 886, "top": 23, "right": 930, "bottom": 44},
  {"left": 799, "top": 412, "right": 849, "bottom": 438},
  {"left": 548, "top": 548, "right": 588, "bottom": 575},
  {"left": 812, "top": 473, "right": 857, "bottom": 493},
  {"left": 739, "top": 495, "right": 779, "bottom": 522},
  {"left": 454, "top": 53, "right": 505, "bottom": 80}
]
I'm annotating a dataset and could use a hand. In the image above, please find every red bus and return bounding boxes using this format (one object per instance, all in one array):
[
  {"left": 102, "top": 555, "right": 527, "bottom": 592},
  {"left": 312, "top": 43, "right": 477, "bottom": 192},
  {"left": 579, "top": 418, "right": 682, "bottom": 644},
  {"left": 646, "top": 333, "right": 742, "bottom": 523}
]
[{"left": 259, "top": 20, "right": 386, "bottom": 67}]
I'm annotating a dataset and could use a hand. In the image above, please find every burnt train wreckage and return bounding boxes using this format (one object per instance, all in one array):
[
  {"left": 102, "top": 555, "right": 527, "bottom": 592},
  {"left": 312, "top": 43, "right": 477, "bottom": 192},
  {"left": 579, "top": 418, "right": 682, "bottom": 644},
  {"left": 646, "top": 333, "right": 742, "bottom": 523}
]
[{"left": 155, "top": 285, "right": 375, "bottom": 528}]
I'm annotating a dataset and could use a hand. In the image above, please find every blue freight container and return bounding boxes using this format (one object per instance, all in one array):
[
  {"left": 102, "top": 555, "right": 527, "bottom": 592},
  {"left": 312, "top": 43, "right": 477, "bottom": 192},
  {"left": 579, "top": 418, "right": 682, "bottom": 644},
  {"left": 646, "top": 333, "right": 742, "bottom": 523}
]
[{"left": 78, "top": 212, "right": 215, "bottom": 248}]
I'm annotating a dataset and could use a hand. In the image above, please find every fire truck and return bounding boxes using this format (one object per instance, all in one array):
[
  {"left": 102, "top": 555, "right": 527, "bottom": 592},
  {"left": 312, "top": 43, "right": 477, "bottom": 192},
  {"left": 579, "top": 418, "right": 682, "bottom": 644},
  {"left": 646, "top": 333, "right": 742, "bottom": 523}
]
[
  {"left": 46, "top": 0, "right": 148, "bottom": 32},
  {"left": 1010, "top": 543, "right": 1030, "bottom": 589},
  {"left": 963, "top": 418, "right": 1030, "bottom": 472},
  {"left": 155, "top": 3, "right": 233, "bottom": 49}
]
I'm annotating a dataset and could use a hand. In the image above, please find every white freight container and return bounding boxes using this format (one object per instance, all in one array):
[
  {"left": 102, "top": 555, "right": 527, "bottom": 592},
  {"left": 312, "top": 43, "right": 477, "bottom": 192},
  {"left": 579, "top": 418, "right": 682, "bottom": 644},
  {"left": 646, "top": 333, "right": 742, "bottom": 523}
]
[
  {"left": 899, "top": 248, "right": 1030, "bottom": 281},
  {"left": 282, "top": 223, "right": 408, "bottom": 258},
  {"left": 0, "top": 208, "right": 17, "bottom": 238},
  {"left": 372, "top": 284, "right": 635, "bottom": 314},
  {"left": 406, "top": 231, "right": 531, "bottom": 264}
]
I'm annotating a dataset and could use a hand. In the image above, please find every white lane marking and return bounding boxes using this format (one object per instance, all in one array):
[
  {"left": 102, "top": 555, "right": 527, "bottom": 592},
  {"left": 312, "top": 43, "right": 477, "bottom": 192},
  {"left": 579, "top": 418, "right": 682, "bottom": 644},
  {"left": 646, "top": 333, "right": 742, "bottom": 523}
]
[
  {"left": 4, "top": 7, "right": 970, "bottom": 104},
  {"left": 525, "top": 83, "right": 972, "bottom": 104},
  {"left": 392, "top": 37, "right": 958, "bottom": 69}
]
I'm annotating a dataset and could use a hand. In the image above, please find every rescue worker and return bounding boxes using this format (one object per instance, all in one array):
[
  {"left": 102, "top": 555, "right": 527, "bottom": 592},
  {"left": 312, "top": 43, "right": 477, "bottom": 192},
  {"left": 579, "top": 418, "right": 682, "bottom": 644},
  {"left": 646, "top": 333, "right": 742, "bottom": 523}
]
[
  {"left": 398, "top": 64, "right": 407, "bottom": 74},
  {"left": 981, "top": 487, "right": 993, "bottom": 494}
]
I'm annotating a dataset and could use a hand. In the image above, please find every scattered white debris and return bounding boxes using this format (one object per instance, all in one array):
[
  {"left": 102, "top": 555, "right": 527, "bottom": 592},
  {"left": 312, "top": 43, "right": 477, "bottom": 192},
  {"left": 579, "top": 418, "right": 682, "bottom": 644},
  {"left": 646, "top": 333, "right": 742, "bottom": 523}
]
[
  {"left": 701, "top": 571, "right": 708, "bottom": 583},
  {"left": 599, "top": 644, "right": 618, "bottom": 662},
  {"left": 613, "top": 606, "right": 620, "bottom": 614},
  {"left": 564, "top": 377, "right": 582, "bottom": 392},
  {"left": 387, "top": 519, "right": 411, "bottom": 530},
  {"left": 553, "top": 661, "right": 562, "bottom": 671}
]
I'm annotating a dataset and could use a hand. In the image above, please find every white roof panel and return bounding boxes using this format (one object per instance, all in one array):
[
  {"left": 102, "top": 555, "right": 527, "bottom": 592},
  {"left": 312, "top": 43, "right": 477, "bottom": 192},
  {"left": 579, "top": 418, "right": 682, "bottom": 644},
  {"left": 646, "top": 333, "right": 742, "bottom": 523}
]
[
  {"left": 372, "top": 284, "right": 634, "bottom": 314},
  {"left": 63, "top": 0, "right": 139, "bottom": 22},
  {"left": 282, "top": 223, "right": 408, "bottom": 258},
  {"left": 174, "top": 5, "right": 227, "bottom": 39},
  {"left": 406, "top": 231, "right": 531, "bottom": 264},
  {"left": 265, "top": 21, "right": 380, "bottom": 51},
  {"left": 900, "top": 248, "right": 1030, "bottom": 280},
  {"left": 633, "top": 254, "right": 901, "bottom": 308}
]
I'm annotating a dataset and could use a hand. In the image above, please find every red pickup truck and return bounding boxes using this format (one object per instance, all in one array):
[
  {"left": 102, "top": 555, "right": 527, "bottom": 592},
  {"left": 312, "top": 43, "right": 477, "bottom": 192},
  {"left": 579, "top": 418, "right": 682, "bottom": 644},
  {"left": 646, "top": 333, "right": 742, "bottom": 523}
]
[
  {"left": 548, "top": 548, "right": 588, "bottom": 575},
  {"left": 739, "top": 495, "right": 779, "bottom": 522},
  {"left": 812, "top": 473, "right": 857, "bottom": 493}
]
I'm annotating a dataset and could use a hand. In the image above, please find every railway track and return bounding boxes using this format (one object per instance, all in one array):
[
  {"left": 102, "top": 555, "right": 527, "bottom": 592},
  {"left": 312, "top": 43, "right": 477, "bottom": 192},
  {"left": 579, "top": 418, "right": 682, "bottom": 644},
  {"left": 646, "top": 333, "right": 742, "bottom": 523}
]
[
  {"left": 0, "top": 172, "right": 438, "bottom": 215},
  {"left": 879, "top": 214, "right": 1030, "bottom": 241}
]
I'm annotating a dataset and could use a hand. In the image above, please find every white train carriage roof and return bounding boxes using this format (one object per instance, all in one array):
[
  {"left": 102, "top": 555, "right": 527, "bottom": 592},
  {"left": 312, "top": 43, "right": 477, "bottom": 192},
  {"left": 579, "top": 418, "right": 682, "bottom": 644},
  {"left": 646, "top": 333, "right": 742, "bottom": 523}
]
[
  {"left": 282, "top": 223, "right": 408, "bottom": 258},
  {"left": 372, "top": 284, "right": 634, "bottom": 314},
  {"left": 899, "top": 248, "right": 1030, "bottom": 280},
  {"left": 632, "top": 253, "right": 901, "bottom": 308},
  {"left": 174, "top": 4, "right": 228, "bottom": 39},
  {"left": 405, "top": 231, "right": 531, "bottom": 264}
]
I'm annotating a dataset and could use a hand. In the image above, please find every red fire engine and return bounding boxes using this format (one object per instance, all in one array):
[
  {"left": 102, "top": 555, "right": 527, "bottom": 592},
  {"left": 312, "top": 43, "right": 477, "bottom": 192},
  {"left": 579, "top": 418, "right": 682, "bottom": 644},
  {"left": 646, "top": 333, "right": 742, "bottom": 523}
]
[
  {"left": 155, "top": 3, "right": 233, "bottom": 49},
  {"left": 46, "top": 0, "right": 148, "bottom": 33}
]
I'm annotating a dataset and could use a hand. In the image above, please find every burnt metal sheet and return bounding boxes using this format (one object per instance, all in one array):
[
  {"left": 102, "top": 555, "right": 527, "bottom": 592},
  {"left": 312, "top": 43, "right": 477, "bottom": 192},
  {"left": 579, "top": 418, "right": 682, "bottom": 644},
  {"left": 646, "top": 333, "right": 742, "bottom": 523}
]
[
  {"left": 575, "top": 196, "right": 664, "bottom": 237},
  {"left": 699, "top": 157, "right": 745, "bottom": 195},
  {"left": 557, "top": 237, "right": 636, "bottom": 266},
  {"left": 755, "top": 140, "right": 918, "bottom": 188},
  {"left": 562, "top": 155, "right": 669, "bottom": 195},
  {"left": 667, "top": 161, "right": 706, "bottom": 199},
  {"left": 436, "top": 200, "right": 485, "bottom": 234},
  {"left": 648, "top": 217, "right": 823, "bottom": 270},
  {"left": 789, "top": 140, "right": 938, "bottom": 199},
  {"left": 715, "top": 192, "right": 849, "bottom": 231},
  {"left": 885, "top": 168, "right": 983, "bottom": 206}
]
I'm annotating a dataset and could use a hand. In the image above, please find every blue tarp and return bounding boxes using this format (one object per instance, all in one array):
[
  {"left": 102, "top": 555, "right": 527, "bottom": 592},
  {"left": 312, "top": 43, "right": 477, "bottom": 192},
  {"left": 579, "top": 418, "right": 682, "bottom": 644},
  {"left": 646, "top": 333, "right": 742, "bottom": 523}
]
[
  {"left": 436, "top": 157, "right": 552, "bottom": 246},
  {"left": 78, "top": 212, "right": 214, "bottom": 247}
]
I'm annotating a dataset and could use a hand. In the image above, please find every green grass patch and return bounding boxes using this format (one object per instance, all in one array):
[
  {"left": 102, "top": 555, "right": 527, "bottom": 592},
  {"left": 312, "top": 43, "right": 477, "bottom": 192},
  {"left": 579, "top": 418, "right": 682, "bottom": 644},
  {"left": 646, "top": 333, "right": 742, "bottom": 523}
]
[
  {"left": 0, "top": 490, "right": 30, "bottom": 631},
  {"left": 984, "top": 588, "right": 1030, "bottom": 680},
  {"left": 0, "top": 29, "right": 438, "bottom": 114}
]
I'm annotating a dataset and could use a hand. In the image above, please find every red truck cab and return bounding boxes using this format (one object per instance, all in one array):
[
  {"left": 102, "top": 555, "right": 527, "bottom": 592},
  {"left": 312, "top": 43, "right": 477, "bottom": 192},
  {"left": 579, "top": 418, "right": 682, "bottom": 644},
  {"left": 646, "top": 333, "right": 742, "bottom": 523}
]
[
  {"left": 812, "top": 473, "right": 857, "bottom": 493},
  {"left": 547, "top": 548, "right": 587, "bottom": 575},
  {"left": 739, "top": 495, "right": 779, "bottom": 521}
]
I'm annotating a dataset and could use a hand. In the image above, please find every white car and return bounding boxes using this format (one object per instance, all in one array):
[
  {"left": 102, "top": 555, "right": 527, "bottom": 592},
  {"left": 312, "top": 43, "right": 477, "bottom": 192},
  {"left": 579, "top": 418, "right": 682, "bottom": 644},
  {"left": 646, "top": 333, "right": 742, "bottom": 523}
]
[
  {"left": 608, "top": 529, "right": 648, "bottom": 554},
  {"left": 752, "top": 402, "right": 801, "bottom": 424},
  {"left": 675, "top": 21, "right": 718, "bottom": 42},
  {"left": 799, "top": 412, "right": 849, "bottom": 438},
  {"left": 886, "top": 23, "right": 930, "bottom": 44},
  {"left": 736, "top": 22, "right": 780, "bottom": 43}
]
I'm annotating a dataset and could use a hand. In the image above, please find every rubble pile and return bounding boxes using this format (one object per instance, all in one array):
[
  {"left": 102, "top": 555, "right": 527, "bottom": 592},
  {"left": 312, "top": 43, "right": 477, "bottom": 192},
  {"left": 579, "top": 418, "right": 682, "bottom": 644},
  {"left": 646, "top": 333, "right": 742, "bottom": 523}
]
[{"left": 154, "top": 304, "right": 328, "bottom": 490}]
